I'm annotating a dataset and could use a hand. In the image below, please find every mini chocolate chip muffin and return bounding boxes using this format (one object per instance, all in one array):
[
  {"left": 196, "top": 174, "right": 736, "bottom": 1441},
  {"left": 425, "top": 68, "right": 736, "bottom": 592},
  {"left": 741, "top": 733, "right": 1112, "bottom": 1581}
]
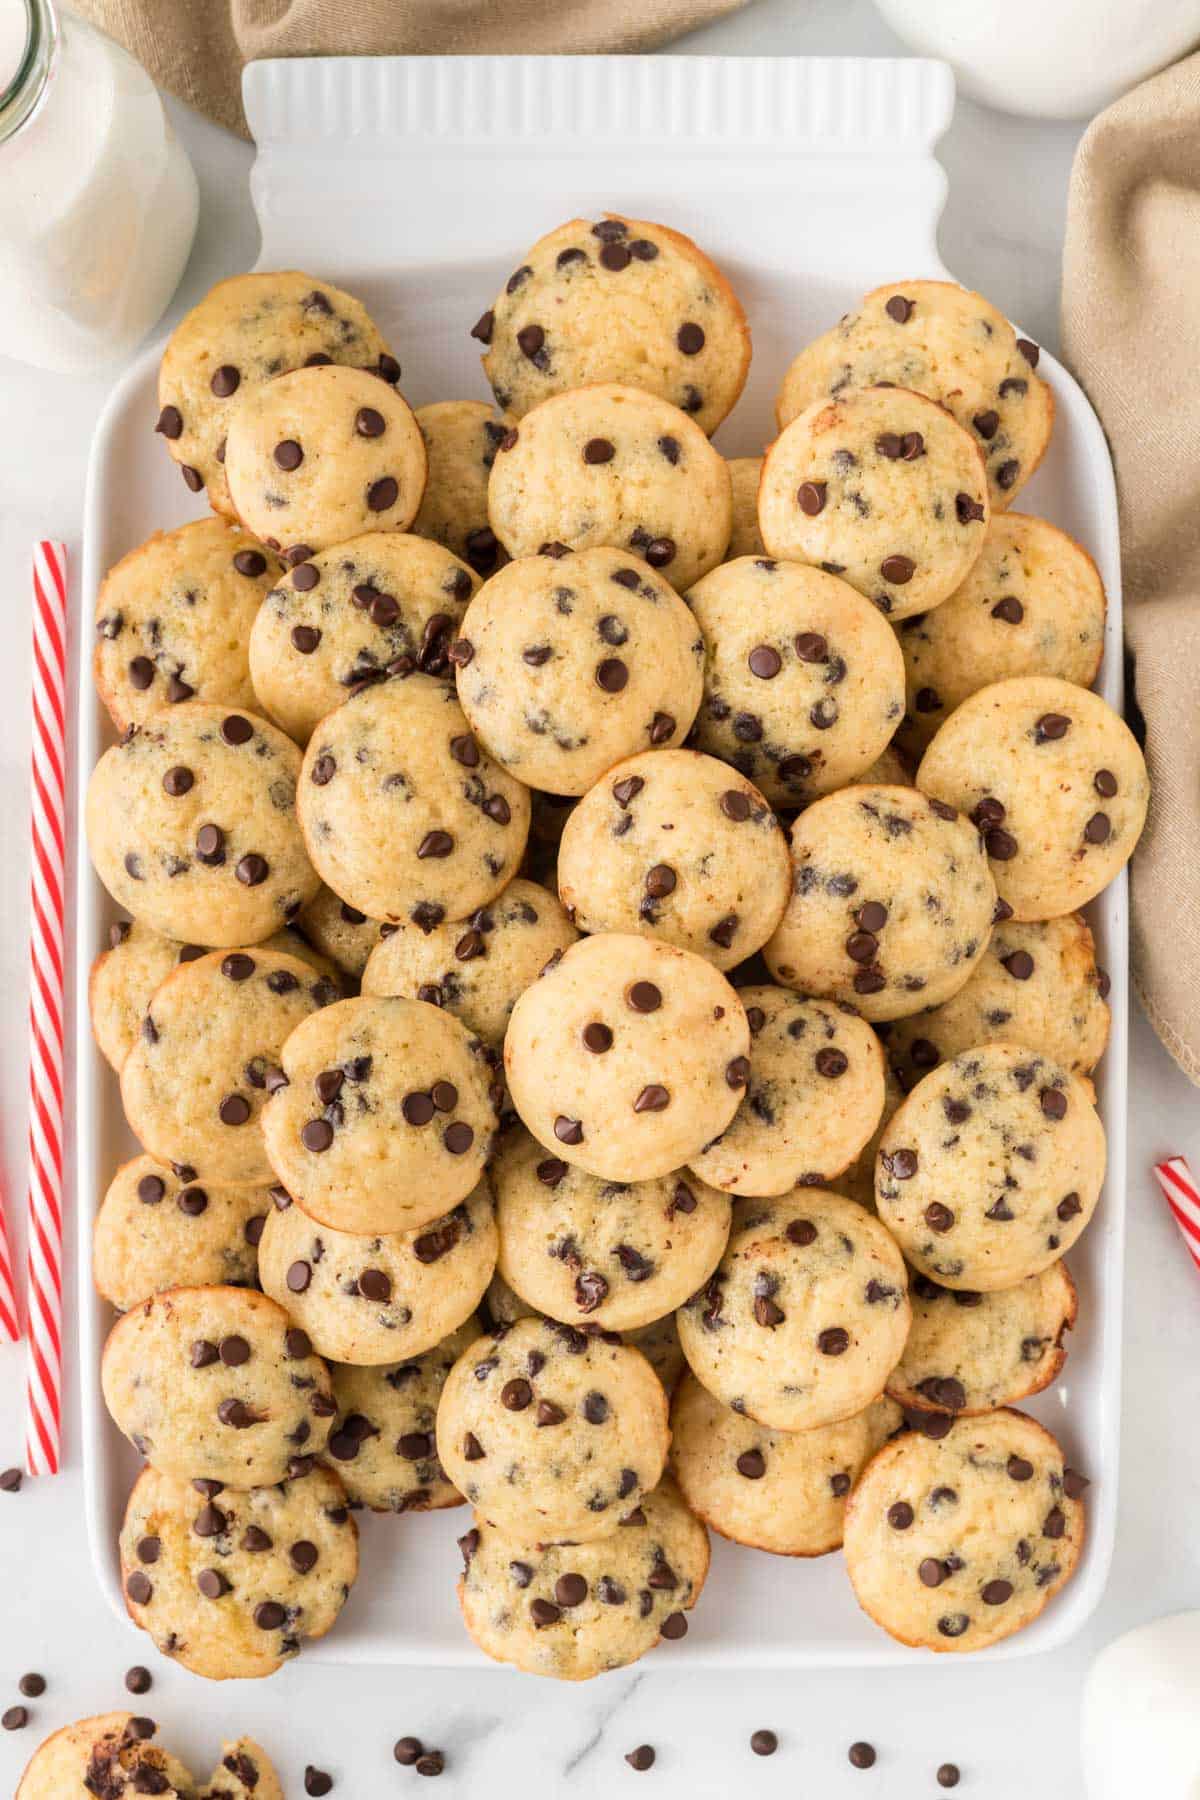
[
  {"left": 224, "top": 363, "right": 427, "bottom": 555},
  {"left": 295, "top": 883, "right": 388, "bottom": 979},
  {"left": 725, "top": 457, "right": 765, "bottom": 558},
  {"left": 759, "top": 386, "right": 990, "bottom": 622},
  {"left": 94, "top": 518, "right": 283, "bottom": 733},
  {"left": 774, "top": 281, "right": 1055, "bottom": 512},
  {"left": 249, "top": 532, "right": 478, "bottom": 743},
  {"left": 261, "top": 995, "right": 497, "bottom": 1236},
  {"left": 886, "top": 913, "right": 1111, "bottom": 1090},
  {"left": 483, "top": 1271, "right": 688, "bottom": 1393},
  {"left": 93, "top": 1155, "right": 267, "bottom": 1312},
  {"left": 676, "top": 1191, "right": 911, "bottom": 1432},
  {"left": 101, "top": 1285, "right": 335, "bottom": 1486},
  {"left": 689, "top": 988, "right": 887, "bottom": 1196},
  {"left": 916, "top": 676, "right": 1150, "bottom": 920},
  {"left": 436, "top": 1316, "right": 669, "bottom": 1545},
  {"left": 487, "top": 383, "right": 733, "bottom": 591},
  {"left": 119, "top": 1460, "right": 357, "bottom": 1679},
  {"left": 670, "top": 1374, "right": 902, "bottom": 1557},
  {"left": 14, "top": 1714, "right": 278, "bottom": 1800},
  {"left": 556, "top": 750, "right": 790, "bottom": 971},
  {"left": 895, "top": 512, "right": 1106, "bottom": 759},
  {"left": 875, "top": 1044, "right": 1107, "bottom": 1291},
  {"left": 503, "top": 932, "right": 750, "bottom": 1183},
  {"left": 325, "top": 1316, "right": 480, "bottom": 1512},
  {"left": 87, "top": 704, "right": 320, "bottom": 949},
  {"left": 89, "top": 917, "right": 341, "bottom": 1074},
  {"left": 842, "top": 1409, "right": 1087, "bottom": 1653},
  {"left": 120, "top": 947, "right": 338, "bottom": 1187},
  {"left": 155, "top": 269, "right": 397, "bottom": 517},
  {"left": 457, "top": 1472, "right": 709, "bottom": 1680},
  {"left": 361, "top": 877, "right": 578, "bottom": 1046},
  {"left": 493, "top": 1126, "right": 731, "bottom": 1332},
  {"left": 453, "top": 546, "right": 704, "bottom": 795},
  {"left": 257, "top": 1174, "right": 496, "bottom": 1363},
  {"left": 763, "top": 784, "right": 997, "bottom": 1023},
  {"left": 297, "top": 672, "right": 531, "bottom": 928},
  {"left": 685, "top": 557, "right": 906, "bottom": 806},
  {"left": 410, "top": 399, "right": 513, "bottom": 577},
  {"left": 886, "top": 1262, "right": 1078, "bottom": 1419},
  {"left": 475, "top": 213, "right": 750, "bottom": 436}
]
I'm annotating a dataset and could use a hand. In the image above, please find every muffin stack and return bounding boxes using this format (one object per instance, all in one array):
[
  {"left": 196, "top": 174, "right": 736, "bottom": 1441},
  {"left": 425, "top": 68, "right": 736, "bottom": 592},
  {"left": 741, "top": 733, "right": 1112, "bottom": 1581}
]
[{"left": 85, "top": 223, "right": 1146, "bottom": 1681}]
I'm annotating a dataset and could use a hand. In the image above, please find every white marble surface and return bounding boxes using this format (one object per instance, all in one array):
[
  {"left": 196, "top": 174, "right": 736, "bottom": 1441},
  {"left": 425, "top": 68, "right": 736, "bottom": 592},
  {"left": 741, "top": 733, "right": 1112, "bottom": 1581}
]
[{"left": 1, "top": 2, "right": 1197, "bottom": 1794}]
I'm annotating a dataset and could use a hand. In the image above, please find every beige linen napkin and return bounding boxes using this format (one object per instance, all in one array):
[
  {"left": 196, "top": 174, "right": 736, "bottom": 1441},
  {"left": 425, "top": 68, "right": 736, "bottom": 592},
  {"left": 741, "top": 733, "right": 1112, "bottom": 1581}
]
[
  {"left": 74, "top": 0, "right": 752, "bottom": 137},
  {"left": 1063, "top": 51, "right": 1200, "bottom": 1085}
]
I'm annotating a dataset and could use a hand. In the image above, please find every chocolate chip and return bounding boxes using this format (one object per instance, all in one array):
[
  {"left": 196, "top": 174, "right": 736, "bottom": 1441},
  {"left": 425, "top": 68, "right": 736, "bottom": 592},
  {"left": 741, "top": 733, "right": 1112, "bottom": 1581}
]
[
  {"left": 219, "top": 1334, "right": 250, "bottom": 1367},
  {"left": 937, "top": 1765, "right": 961, "bottom": 1789},
  {"left": 471, "top": 309, "right": 494, "bottom": 344},
  {"left": 626, "top": 1746, "right": 656, "bottom": 1772},
  {"left": 726, "top": 1056, "right": 751, "bottom": 1088},
  {"left": 985, "top": 827, "right": 1018, "bottom": 861},
  {"left": 846, "top": 930, "right": 877, "bottom": 964},
  {"left": 126, "top": 1571, "right": 152, "bottom": 1603},
  {"left": 1084, "top": 812, "right": 1111, "bottom": 844},
  {"left": 848, "top": 1742, "right": 876, "bottom": 1769},
  {"left": 1007, "top": 1454, "right": 1034, "bottom": 1482},
  {"left": 997, "top": 459, "right": 1020, "bottom": 490},
  {"left": 583, "top": 1390, "right": 609, "bottom": 1424},
  {"left": 301, "top": 1118, "right": 334, "bottom": 1152},
  {"left": 794, "top": 631, "right": 828, "bottom": 662},
  {"left": 582, "top": 1022, "right": 613, "bottom": 1054},
  {"left": 1040, "top": 1086, "right": 1068, "bottom": 1119},
  {"left": 125, "top": 1665, "right": 152, "bottom": 1694},
  {"left": 648, "top": 710, "right": 675, "bottom": 743},
  {"left": 925, "top": 1202, "right": 955, "bottom": 1234},
  {"left": 1002, "top": 949, "right": 1035, "bottom": 980},
  {"left": 444, "top": 1122, "right": 474, "bottom": 1155},
  {"left": 720, "top": 789, "right": 751, "bottom": 822},
  {"left": 417, "top": 830, "right": 454, "bottom": 859},
  {"left": 358, "top": 1268, "right": 391, "bottom": 1302},
  {"left": 583, "top": 438, "right": 615, "bottom": 465},
  {"left": 660, "top": 1612, "right": 688, "bottom": 1639},
  {"left": 556, "top": 1573, "right": 588, "bottom": 1607},
  {"left": 2, "top": 1707, "right": 27, "bottom": 1731},
  {"left": 885, "top": 295, "right": 913, "bottom": 322},
  {"left": 311, "top": 753, "right": 336, "bottom": 785},
  {"left": 156, "top": 405, "right": 183, "bottom": 438},
  {"left": 627, "top": 981, "right": 661, "bottom": 1013},
  {"left": 797, "top": 480, "right": 827, "bottom": 516},
  {"left": 287, "top": 1260, "right": 312, "bottom": 1293},
  {"left": 291, "top": 624, "right": 321, "bottom": 654},
  {"left": 881, "top": 554, "right": 915, "bottom": 584},
  {"left": 1044, "top": 1504, "right": 1067, "bottom": 1539},
  {"left": 530, "top": 1598, "right": 561, "bottom": 1628},
  {"left": 236, "top": 853, "right": 269, "bottom": 887},
  {"left": 818, "top": 1326, "right": 849, "bottom": 1355},
  {"left": 816, "top": 1048, "right": 848, "bottom": 1078},
  {"left": 196, "top": 1568, "right": 228, "bottom": 1599},
  {"left": 128, "top": 655, "right": 155, "bottom": 690},
  {"left": 254, "top": 1600, "right": 287, "bottom": 1629},
  {"left": 634, "top": 1083, "right": 670, "bottom": 1112},
  {"left": 677, "top": 322, "right": 705, "bottom": 355},
  {"left": 645, "top": 864, "right": 676, "bottom": 900},
  {"left": 748, "top": 644, "right": 781, "bottom": 679},
  {"left": 219, "top": 1095, "right": 250, "bottom": 1126},
  {"left": 304, "top": 1769, "right": 333, "bottom": 1797},
  {"left": 595, "top": 657, "right": 628, "bottom": 692},
  {"left": 991, "top": 596, "right": 1024, "bottom": 623},
  {"left": 736, "top": 1449, "right": 765, "bottom": 1480},
  {"left": 274, "top": 438, "right": 303, "bottom": 471},
  {"left": 786, "top": 1219, "right": 817, "bottom": 1247},
  {"left": 884, "top": 1147, "right": 917, "bottom": 1179},
  {"left": 956, "top": 492, "right": 985, "bottom": 524},
  {"left": 181, "top": 464, "right": 204, "bottom": 492},
  {"left": 403, "top": 1091, "right": 435, "bottom": 1126},
  {"left": 750, "top": 1730, "right": 778, "bottom": 1757}
]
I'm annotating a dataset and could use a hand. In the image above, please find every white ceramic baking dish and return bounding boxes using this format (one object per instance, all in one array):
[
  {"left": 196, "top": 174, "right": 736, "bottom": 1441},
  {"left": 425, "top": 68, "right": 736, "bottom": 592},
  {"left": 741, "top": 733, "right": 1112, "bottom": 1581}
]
[{"left": 79, "top": 54, "right": 1126, "bottom": 1669}]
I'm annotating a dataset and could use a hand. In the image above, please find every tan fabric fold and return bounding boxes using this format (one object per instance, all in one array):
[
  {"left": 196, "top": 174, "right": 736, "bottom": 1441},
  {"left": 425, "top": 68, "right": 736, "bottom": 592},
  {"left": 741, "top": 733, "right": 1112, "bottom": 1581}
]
[
  {"left": 1063, "top": 50, "right": 1200, "bottom": 1084},
  {"left": 73, "top": 0, "right": 752, "bottom": 138}
]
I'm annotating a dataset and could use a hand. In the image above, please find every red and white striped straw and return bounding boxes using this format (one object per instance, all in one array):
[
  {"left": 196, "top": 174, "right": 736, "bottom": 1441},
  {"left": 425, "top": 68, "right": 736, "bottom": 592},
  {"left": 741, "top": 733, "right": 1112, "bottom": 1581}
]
[
  {"left": 1153, "top": 1156, "right": 1200, "bottom": 1278},
  {"left": 25, "top": 540, "right": 68, "bottom": 1476}
]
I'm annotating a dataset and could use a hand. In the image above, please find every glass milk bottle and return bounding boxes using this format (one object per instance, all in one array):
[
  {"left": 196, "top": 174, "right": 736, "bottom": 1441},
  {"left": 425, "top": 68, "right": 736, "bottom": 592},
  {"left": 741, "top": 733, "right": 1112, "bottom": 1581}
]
[{"left": 0, "top": 0, "right": 198, "bottom": 372}]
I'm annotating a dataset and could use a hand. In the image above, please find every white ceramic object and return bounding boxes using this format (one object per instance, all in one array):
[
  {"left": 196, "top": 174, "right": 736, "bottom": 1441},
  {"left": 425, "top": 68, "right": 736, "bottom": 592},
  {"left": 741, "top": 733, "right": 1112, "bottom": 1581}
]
[
  {"left": 873, "top": 0, "right": 1200, "bottom": 120},
  {"left": 1082, "top": 1612, "right": 1200, "bottom": 1797},
  {"left": 79, "top": 54, "right": 1127, "bottom": 1670}
]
